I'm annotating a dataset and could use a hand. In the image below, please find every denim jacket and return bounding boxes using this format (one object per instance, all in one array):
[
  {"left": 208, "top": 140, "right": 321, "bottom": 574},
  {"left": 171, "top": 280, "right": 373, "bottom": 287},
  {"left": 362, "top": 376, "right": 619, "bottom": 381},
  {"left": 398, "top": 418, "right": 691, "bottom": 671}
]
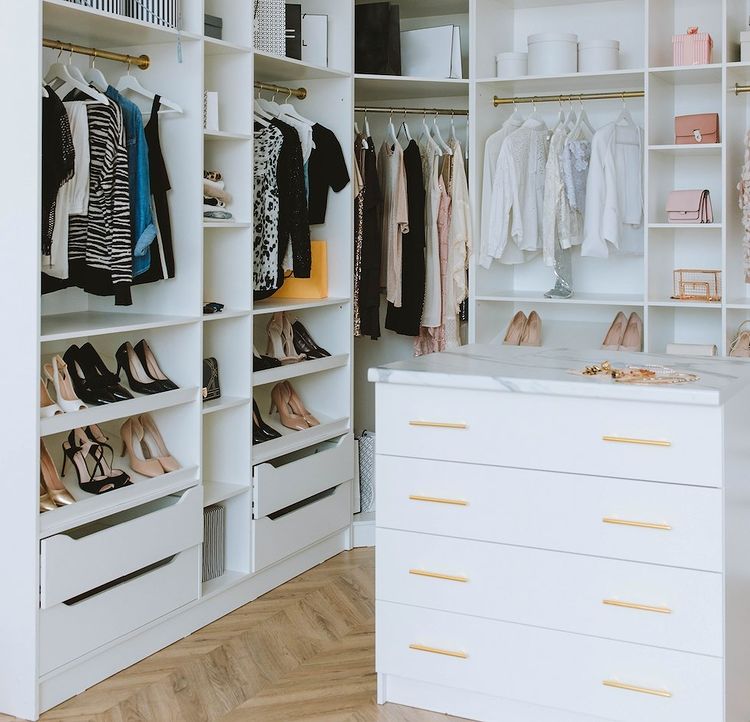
[{"left": 106, "top": 86, "right": 156, "bottom": 277}]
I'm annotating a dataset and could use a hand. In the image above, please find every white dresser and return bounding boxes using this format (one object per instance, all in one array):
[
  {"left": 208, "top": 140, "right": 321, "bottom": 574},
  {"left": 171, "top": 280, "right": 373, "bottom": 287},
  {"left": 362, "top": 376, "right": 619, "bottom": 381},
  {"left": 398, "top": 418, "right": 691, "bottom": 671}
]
[{"left": 369, "top": 345, "right": 750, "bottom": 722}]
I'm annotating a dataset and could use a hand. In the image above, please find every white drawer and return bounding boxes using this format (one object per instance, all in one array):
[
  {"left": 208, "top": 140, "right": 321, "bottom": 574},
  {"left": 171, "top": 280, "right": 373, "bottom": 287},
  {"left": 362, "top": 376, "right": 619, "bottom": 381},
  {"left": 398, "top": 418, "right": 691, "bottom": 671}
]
[
  {"left": 377, "top": 456, "right": 722, "bottom": 572},
  {"left": 40, "top": 486, "right": 203, "bottom": 610},
  {"left": 377, "top": 601, "right": 723, "bottom": 722},
  {"left": 252, "top": 481, "right": 351, "bottom": 572},
  {"left": 253, "top": 434, "right": 353, "bottom": 519},
  {"left": 376, "top": 384, "right": 722, "bottom": 487},
  {"left": 377, "top": 529, "right": 723, "bottom": 657},
  {"left": 40, "top": 546, "right": 200, "bottom": 675}
]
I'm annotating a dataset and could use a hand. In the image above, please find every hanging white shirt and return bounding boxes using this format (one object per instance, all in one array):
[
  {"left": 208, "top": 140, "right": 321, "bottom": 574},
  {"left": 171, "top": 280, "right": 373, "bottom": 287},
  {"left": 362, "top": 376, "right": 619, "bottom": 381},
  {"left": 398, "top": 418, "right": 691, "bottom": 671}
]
[{"left": 582, "top": 121, "right": 644, "bottom": 258}]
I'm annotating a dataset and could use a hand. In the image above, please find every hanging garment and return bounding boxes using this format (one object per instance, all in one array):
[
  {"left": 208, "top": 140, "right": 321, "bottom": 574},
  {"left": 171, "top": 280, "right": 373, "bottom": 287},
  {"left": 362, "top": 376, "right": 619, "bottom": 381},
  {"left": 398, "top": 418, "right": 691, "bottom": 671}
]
[
  {"left": 582, "top": 121, "right": 644, "bottom": 258},
  {"left": 353, "top": 133, "right": 367, "bottom": 337},
  {"left": 385, "top": 139, "right": 426, "bottom": 336},
  {"left": 105, "top": 85, "right": 156, "bottom": 277},
  {"left": 307, "top": 123, "right": 350, "bottom": 224},
  {"left": 446, "top": 138, "right": 471, "bottom": 331},
  {"left": 479, "top": 115, "right": 525, "bottom": 267},
  {"left": 44, "top": 101, "right": 89, "bottom": 280},
  {"left": 378, "top": 140, "right": 409, "bottom": 308},
  {"left": 738, "top": 130, "right": 750, "bottom": 282},
  {"left": 41, "top": 86, "right": 75, "bottom": 258},
  {"left": 359, "top": 136, "right": 383, "bottom": 339},
  {"left": 253, "top": 122, "right": 284, "bottom": 293},
  {"left": 485, "top": 118, "right": 549, "bottom": 266},
  {"left": 420, "top": 134, "right": 442, "bottom": 327}
]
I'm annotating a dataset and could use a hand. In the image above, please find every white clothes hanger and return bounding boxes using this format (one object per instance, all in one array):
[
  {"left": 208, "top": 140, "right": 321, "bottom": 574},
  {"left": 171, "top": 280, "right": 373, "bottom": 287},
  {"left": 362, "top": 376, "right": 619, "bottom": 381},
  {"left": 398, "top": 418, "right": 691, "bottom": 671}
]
[
  {"left": 615, "top": 92, "right": 637, "bottom": 127},
  {"left": 41, "top": 85, "right": 49, "bottom": 98},
  {"left": 83, "top": 53, "right": 109, "bottom": 93},
  {"left": 551, "top": 96, "right": 566, "bottom": 132},
  {"left": 44, "top": 47, "right": 106, "bottom": 102},
  {"left": 431, "top": 111, "right": 452, "bottom": 154},
  {"left": 507, "top": 98, "right": 525, "bottom": 126},
  {"left": 256, "top": 88, "right": 283, "bottom": 117},
  {"left": 397, "top": 109, "right": 413, "bottom": 142},
  {"left": 116, "top": 61, "right": 182, "bottom": 114},
  {"left": 568, "top": 96, "right": 595, "bottom": 139},
  {"left": 277, "top": 89, "right": 314, "bottom": 126},
  {"left": 254, "top": 88, "right": 275, "bottom": 121},
  {"left": 522, "top": 96, "right": 547, "bottom": 128},
  {"left": 420, "top": 109, "right": 443, "bottom": 157},
  {"left": 364, "top": 108, "right": 372, "bottom": 139},
  {"left": 357, "top": 110, "right": 369, "bottom": 149},
  {"left": 386, "top": 108, "right": 399, "bottom": 147},
  {"left": 449, "top": 109, "right": 460, "bottom": 145}
]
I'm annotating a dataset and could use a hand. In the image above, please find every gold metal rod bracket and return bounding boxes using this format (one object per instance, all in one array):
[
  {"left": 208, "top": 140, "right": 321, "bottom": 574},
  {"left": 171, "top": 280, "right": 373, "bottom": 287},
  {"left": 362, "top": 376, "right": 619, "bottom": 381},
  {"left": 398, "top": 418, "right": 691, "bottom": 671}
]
[
  {"left": 255, "top": 81, "right": 307, "bottom": 100},
  {"left": 43, "top": 38, "right": 150, "bottom": 70},
  {"left": 494, "top": 89, "right": 644, "bottom": 107}
]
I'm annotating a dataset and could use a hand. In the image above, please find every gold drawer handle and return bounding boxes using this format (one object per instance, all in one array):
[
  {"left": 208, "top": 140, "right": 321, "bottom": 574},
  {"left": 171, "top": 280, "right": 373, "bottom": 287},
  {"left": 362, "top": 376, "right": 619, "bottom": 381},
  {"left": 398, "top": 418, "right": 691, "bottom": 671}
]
[
  {"left": 603, "top": 517, "right": 672, "bottom": 531},
  {"left": 409, "top": 569, "right": 469, "bottom": 583},
  {"left": 409, "top": 644, "right": 468, "bottom": 659},
  {"left": 409, "top": 494, "right": 468, "bottom": 507},
  {"left": 602, "top": 435, "right": 671, "bottom": 447},
  {"left": 409, "top": 420, "right": 468, "bottom": 430},
  {"left": 603, "top": 680, "right": 672, "bottom": 698},
  {"left": 603, "top": 599, "right": 672, "bottom": 615}
]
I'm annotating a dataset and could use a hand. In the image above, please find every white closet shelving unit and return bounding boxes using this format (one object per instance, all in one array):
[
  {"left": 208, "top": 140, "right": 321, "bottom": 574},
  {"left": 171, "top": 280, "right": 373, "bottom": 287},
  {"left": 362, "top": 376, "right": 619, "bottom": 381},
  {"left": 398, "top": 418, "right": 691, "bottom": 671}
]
[{"left": 2, "top": 1, "right": 353, "bottom": 718}]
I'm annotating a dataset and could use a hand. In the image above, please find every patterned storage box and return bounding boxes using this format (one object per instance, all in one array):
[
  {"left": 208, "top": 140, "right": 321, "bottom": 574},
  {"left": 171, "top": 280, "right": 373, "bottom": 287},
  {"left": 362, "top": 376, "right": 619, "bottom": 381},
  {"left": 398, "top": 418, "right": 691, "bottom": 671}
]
[
  {"left": 673, "top": 26, "right": 713, "bottom": 66},
  {"left": 128, "top": 0, "right": 178, "bottom": 28},
  {"left": 254, "top": 0, "right": 286, "bottom": 56},
  {"left": 64, "top": 0, "right": 126, "bottom": 14},
  {"left": 202, "top": 504, "right": 226, "bottom": 583}
]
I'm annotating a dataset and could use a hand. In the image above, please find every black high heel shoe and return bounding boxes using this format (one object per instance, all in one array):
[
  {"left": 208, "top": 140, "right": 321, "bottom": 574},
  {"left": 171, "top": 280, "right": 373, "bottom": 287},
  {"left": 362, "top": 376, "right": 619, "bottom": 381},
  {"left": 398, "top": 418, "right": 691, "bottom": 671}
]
[
  {"left": 253, "top": 400, "right": 282, "bottom": 444},
  {"left": 61, "top": 428, "right": 131, "bottom": 495},
  {"left": 115, "top": 342, "right": 166, "bottom": 395},
  {"left": 291, "top": 319, "right": 331, "bottom": 359},
  {"left": 78, "top": 343, "right": 133, "bottom": 400},
  {"left": 62, "top": 345, "right": 119, "bottom": 405},
  {"left": 133, "top": 339, "right": 179, "bottom": 391}
]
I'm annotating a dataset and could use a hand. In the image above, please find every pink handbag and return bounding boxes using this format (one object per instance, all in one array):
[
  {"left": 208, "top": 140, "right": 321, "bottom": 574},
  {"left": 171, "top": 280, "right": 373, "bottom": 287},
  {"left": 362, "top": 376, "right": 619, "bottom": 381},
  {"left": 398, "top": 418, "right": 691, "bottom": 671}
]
[
  {"left": 666, "top": 190, "right": 713, "bottom": 224},
  {"left": 675, "top": 113, "right": 720, "bottom": 144}
]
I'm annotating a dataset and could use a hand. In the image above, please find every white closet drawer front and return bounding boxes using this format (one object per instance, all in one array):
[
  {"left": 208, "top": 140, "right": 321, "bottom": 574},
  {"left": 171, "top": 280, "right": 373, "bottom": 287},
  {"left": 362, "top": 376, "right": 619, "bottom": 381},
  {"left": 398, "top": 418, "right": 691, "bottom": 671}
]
[
  {"left": 377, "top": 529, "right": 723, "bottom": 656},
  {"left": 376, "top": 384, "right": 722, "bottom": 487},
  {"left": 40, "top": 486, "right": 203, "bottom": 610},
  {"left": 253, "top": 434, "right": 353, "bottom": 519},
  {"left": 252, "top": 481, "right": 351, "bottom": 572},
  {"left": 40, "top": 546, "right": 200, "bottom": 676},
  {"left": 377, "top": 456, "right": 722, "bottom": 572},
  {"left": 377, "top": 601, "right": 722, "bottom": 722}
]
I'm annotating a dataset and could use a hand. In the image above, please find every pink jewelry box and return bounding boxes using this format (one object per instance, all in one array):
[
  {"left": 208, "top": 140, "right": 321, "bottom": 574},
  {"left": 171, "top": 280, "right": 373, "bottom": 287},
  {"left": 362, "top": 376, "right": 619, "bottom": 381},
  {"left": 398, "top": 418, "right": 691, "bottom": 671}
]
[{"left": 673, "top": 26, "right": 713, "bottom": 66}]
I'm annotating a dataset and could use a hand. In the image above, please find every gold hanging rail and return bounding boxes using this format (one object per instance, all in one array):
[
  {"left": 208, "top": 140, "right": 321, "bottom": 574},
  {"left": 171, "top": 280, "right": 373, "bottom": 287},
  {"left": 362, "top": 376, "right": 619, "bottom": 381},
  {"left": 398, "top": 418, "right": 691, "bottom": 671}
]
[
  {"left": 255, "top": 81, "right": 307, "bottom": 100},
  {"left": 355, "top": 105, "right": 468, "bottom": 116},
  {"left": 493, "top": 89, "right": 644, "bottom": 107},
  {"left": 43, "top": 38, "right": 150, "bottom": 70},
  {"left": 736, "top": 84, "right": 750, "bottom": 95}
]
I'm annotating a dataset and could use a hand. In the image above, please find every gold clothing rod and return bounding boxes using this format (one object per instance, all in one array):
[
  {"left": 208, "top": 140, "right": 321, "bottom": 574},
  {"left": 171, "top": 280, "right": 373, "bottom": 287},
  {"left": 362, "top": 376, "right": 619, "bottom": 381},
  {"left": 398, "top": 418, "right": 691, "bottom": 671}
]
[
  {"left": 494, "top": 89, "right": 644, "bottom": 106},
  {"left": 355, "top": 106, "right": 468, "bottom": 116},
  {"left": 43, "top": 38, "right": 150, "bottom": 70},
  {"left": 736, "top": 84, "right": 750, "bottom": 95},
  {"left": 255, "top": 81, "right": 307, "bottom": 100}
]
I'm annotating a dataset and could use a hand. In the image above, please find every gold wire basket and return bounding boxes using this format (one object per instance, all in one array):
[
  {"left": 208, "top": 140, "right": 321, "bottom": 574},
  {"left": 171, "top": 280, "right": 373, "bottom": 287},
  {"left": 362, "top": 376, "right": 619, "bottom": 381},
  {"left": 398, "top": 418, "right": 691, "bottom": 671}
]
[{"left": 671, "top": 268, "right": 722, "bottom": 302}]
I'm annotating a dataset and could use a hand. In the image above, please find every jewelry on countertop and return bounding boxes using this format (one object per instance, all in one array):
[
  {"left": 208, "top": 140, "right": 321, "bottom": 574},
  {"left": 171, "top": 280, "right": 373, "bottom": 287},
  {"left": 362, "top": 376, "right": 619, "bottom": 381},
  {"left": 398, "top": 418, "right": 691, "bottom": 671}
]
[{"left": 572, "top": 360, "right": 699, "bottom": 384}]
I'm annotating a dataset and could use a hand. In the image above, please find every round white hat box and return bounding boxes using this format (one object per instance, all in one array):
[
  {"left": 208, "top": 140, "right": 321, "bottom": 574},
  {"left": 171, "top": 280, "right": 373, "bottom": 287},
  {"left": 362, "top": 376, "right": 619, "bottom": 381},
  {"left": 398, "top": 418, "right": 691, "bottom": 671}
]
[
  {"left": 578, "top": 39, "right": 620, "bottom": 72},
  {"left": 496, "top": 52, "right": 528, "bottom": 78},
  {"left": 527, "top": 32, "right": 578, "bottom": 76}
]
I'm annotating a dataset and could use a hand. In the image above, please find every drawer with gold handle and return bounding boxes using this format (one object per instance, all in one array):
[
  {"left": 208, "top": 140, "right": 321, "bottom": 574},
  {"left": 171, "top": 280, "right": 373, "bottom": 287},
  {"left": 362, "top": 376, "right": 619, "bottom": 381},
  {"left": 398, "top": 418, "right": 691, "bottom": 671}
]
[
  {"left": 408, "top": 420, "right": 468, "bottom": 430},
  {"left": 409, "top": 494, "right": 468, "bottom": 507},
  {"left": 409, "top": 643, "right": 468, "bottom": 659},
  {"left": 602, "top": 516, "right": 672, "bottom": 531},
  {"left": 603, "top": 599, "right": 672, "bottom": 615},
  {"left": 602, "top": 435, "right": 672, "bottom": 447},
  {"left": 603, "top": 679, "right": 672, "bottom": 698},
  {"left": 409, "top": 569, "right": 469, "bottom": 583}
]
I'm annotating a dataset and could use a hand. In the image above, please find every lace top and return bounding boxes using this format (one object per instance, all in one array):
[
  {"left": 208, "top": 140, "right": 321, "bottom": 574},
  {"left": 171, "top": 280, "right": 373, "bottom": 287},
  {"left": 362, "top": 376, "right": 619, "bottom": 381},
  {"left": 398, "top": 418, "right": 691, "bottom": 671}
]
[{"left": 561, "top": 137, "right": 591, "bottom": 214}]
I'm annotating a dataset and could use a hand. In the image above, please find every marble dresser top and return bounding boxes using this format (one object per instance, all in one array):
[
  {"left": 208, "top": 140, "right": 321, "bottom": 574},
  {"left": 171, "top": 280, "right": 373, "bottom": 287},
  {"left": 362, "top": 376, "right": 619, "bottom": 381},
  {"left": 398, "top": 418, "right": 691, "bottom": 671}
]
[{"left": 367, "top": 345, "right": 750, "bottom": 406}]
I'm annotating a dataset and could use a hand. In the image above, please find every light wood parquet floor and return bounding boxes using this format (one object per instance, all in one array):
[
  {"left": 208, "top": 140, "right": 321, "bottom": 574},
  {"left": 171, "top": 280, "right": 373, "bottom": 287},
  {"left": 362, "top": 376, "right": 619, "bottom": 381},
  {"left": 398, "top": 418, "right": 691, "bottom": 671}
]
[{"left": 6, "top": 548, "right": 467, "bottom": 722}]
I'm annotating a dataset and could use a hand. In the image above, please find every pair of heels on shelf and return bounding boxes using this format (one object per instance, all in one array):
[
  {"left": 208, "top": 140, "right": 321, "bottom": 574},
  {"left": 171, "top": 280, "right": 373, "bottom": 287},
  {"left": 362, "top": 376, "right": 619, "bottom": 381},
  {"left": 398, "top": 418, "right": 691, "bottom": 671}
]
[
  {"left": 121, "top": 413, "right": 181, "bottom": 478},
  {"left": 253, "top": 400, "right": 281, "bottom": 444},
  {"left": 503, "top": 311, "right": 542, "bottom": 346},
  {"left": 602, "top": 312, "right": 643, "bottom": 352},
  {"left": 270, "top": 381, "right": 319, "bottom": 430},
  {"left": 115, "top": 340, "right": 178, "bottom": 394},
  {"left": 259, "top": 312, "right": 331, "bottom": 368}
]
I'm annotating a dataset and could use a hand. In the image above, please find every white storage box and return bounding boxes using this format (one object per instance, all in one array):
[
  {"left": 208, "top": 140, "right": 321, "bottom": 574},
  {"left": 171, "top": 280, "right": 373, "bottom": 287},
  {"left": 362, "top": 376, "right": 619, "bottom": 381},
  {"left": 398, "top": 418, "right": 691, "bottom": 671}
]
[
  {"left": 578, "top": 39, "right": 620, "bottom": 72},
  {"left": 742, "top": 31, "right": 750, "bottom": 62},
  {"left": 528, "top": 32, "right": 577, "bottom": 76},
  {"left": 496, "top": 52, "right": 528, "bottom": 78}
]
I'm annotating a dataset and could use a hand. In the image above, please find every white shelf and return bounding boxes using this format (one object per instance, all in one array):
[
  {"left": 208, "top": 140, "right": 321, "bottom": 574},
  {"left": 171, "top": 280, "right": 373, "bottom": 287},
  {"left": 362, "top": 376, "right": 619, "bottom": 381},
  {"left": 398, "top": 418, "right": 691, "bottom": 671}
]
[
  {"left": 253, "top": 297, "right": 351, "bottom": 315},
  {"left": 648, "top": 144, "right": 722, "bottom": 155},
  {"left": 204, "top": 37, "right": 252, "bottom": 55},
  {"left": 649, "top": 299, "right": 722, "bottom": 309},
  {"left": 41, "top": 311, "right": 198, "bottom": 343},
  {"left": 40, "top": 465, "right": 199, "bottom": 538},
  {"left": 203, "top": 220, "right": 251, "bottom": 229},
  {"left": 40, "top": 388, "right": 198, "bottom": 437},
  {"left": 475, "top": 292, "right": 644, "bottom": 307},
  {"left": 201, "top": 570, "right": 249, "bottom": 599},
  {"left": 726, "top": 299, "right": 750, "bottom": 309},
  {"left": 202, "top": 309, "right": 252, "bottom": 322},
  {"left": 203, "top": 481, "right": 248, "bottom": 507},
  {"left": 648, "top": 64, "right": 722, "bottom": 84},
  {"left": 204, "top": 130, "right": 252, "bottom": 142},
  {"left": 254, "top": 51, "right": 350, "bottom": 82},
  {"left": 252, "top": 415, "right": 351, "bottom": 465},
  {"left": 202, "top": 396, "right": 250, "bottom": 415},
  {"left": 648, "top": 223, "right": 723, "bottom": 229},
  {"left": 42, "top": 0, "right": 201, "bottom": 47},
  {"left": 253, "top": 354, "right": 350, "bottom": 387},
  {"left": 355, "top": 74, "right": 469, "bottom": 102}
]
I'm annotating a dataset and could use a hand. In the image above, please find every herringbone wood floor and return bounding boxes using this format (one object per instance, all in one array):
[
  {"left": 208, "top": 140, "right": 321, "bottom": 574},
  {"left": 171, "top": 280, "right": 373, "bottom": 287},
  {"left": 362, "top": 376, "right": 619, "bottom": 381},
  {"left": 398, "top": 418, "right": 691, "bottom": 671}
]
[{"left": 6, "top": 548, "right": 467, "bottom": 722}]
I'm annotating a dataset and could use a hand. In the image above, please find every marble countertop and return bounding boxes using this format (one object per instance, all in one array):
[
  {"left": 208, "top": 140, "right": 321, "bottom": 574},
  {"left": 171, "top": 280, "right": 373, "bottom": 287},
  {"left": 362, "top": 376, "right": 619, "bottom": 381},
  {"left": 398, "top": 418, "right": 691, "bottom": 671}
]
[{"left": 367, "top": 345, "right": 750, "bottom": 406}]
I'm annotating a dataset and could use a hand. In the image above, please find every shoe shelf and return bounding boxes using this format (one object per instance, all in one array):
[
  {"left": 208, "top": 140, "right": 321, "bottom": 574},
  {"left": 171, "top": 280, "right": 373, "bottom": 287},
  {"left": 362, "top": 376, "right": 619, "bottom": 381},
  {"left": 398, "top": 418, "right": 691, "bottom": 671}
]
[
  {"left": 251, "top": 415, "right": 351, "bottom": 466},
  {"left": 252, "top": 353, "right": 349, "bottom": 387},
  {"left": 648, "top": 299, "right": 723, "bottom": 309},
  {"left": 40, "top": 388, "right": 198, "bottom": 437},
  {"left": 201, "top": 396, "right": 250, "bottom": 415},
  {"left": 202, "top": 309, "right": 252, "bottom": 323},
  {"left": 475, "top": 292, "right": 645, "bottom": 307},
  {"left": 202, "top": 480, "right": 248, "bottom": 507},
  {"left": 41, "top": 312, "right": 199, "bottom": 343},
  {"left": 203, "top": 220, "right": 252, "bottom": 229},
  {"left": 252, "top": 297, "right": 351, "bottom": 316}
]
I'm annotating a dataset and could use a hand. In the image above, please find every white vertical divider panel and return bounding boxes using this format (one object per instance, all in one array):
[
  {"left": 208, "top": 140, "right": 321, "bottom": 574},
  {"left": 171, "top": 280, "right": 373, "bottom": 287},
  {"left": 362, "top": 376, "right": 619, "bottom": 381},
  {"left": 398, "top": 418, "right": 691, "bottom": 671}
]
[{"left": 0, "top": 4, "right": 41, "bottom": 720}]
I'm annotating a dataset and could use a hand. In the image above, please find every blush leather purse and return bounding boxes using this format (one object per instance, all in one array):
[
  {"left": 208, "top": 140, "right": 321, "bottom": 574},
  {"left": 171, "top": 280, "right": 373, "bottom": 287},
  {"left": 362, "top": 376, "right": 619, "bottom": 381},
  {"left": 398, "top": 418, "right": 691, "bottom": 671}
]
[
  {"left": 674, "top": 113, "right": 720, "bottom": 144},
  {"left": 666, "top": 189, "right": 713, "bottom": 224}
]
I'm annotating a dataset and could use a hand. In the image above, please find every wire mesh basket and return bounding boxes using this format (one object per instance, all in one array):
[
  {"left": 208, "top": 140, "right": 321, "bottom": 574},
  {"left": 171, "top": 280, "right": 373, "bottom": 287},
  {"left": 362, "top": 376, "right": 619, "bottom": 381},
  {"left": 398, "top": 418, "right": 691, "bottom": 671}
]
[{"left": 672, "top": 268, "right": 722, "bottom": 302}]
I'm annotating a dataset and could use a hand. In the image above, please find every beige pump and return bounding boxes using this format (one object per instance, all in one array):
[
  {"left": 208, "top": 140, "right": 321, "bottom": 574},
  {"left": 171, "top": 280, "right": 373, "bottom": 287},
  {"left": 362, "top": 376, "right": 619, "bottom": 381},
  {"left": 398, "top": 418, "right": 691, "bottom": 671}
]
[
  {"left": 120, "top": 417, "right": 164, "bottom": 478},
  {"left": 40, "top": 439, "right": 75, "bottom": 506}
]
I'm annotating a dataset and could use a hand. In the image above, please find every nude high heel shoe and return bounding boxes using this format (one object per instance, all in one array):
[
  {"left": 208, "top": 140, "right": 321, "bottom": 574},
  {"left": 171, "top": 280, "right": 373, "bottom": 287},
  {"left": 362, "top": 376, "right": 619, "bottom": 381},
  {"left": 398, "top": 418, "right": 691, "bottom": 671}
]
[
  {"left": 266, "top": 313, "right": 305, "bottom": 364},
  {"left": 503, "top": 311, "right": 528, "bottom": 345},
  {"left": 120, "top": 417, "right": 164, "bottom": 478},
  {"left": 138, "top": 413, "right": 181, "bottom": 473},
  {"left": 282, "top": 381, "right": 320, "bottom": 426},
  {"left": 40, "top": 378, "right": 63, "bottom": 418},
  {"left": 520, "top": 311, "right": 542, "bottom": 347},
  {"left": 43, "top": 355, "right": 87, "bottom": 412},
  {"left": 620, "top": 312, "right": 643, "bottom": 352},
  {"left": 39, "top": 481, "right": 56, "bottom": 513},
  {"left": 269, "top": 382, "right": 309, "bottom": 430},
  {"left": 602, "top": 312, "right": 628, "bottom": 350},
  {"left": 40, "top": 439, "right": 75, "bottom": 506},
  {"left": 729, "top": 322, "right": 750, "bottom": 357}
]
